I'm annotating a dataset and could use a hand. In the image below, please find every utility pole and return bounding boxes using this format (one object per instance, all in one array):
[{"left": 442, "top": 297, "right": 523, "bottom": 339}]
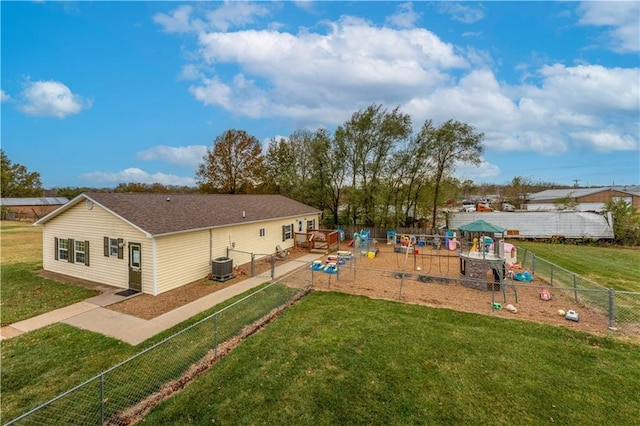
[{"left": 572, "top": 179, "right": 580, "bottom": 188}]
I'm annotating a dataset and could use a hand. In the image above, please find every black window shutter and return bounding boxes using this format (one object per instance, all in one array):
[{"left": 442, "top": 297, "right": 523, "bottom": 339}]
[
  {"left": 54, "top": 237, "right": 59, "bottom": 260},
  {"left": 104, "top": 237, "right": 109, "bottom": 257},
  {"left": 117, "top": 238, "right": 124, "bottom": 259},
  {"left": 68, "top": 239, "right": 75, "bottom": 263},
  {"left": 85, "top": 240, "right": 90, "bottom": 266}
]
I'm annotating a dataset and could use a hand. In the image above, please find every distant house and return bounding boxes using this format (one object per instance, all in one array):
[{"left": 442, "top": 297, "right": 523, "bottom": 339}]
[
  {"left": 524, "top": 186, "right": 640, "bottom": 213},
  {"left": 34, "top": 193, "right": 321, "bottom": 296},
  {"left": 1, "top": 197, "right": 69, "bottom": 221}
]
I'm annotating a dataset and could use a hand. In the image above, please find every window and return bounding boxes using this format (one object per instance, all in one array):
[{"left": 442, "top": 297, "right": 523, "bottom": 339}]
[
  {"left": 75, "top": 240, "right": 86, "bottom": 264},
  {"left": 55, "top": 237, "right": 89, "bottom": 266},
  {"left": 259, "top": 228, "right": 266, "bottom": 237},
  {"left": 306, "top": 219, "right": 315, "bottom": 230},
  {"left": 109, "top": 238, "right": 119, "bottom": 256},
  {"left": 104, "top": 237, "right": 124, "bottom": 259},
  {"left": 58, "top": 238, "right": 69, "bottom": 261},
  {"left": 297, "top": 220, "right": 303, "bottom": 232},
  {"left": 282, "top": 224, "right": 293, "bottom": 241}
]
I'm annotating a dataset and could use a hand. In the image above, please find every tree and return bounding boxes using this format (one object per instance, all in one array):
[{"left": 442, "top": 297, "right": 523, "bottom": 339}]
[
  {"left": 419, "top": 119, "right": 484, "bottom": 228},
  {"left": 196, "top": 130, "right": 265, "bottom": 194},
  {"left": 335, "top": 104, "right": 412, "bottom": 226},
  {"left": 605, "top": 199, "right": 640, "bottom": 245},
  {"left": 0, "top": 149, "right": 44, "bottom": 197}
]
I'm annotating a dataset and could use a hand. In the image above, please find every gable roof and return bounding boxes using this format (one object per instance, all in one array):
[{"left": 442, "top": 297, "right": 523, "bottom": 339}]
[
  {"left": 1, "top": 197, "right": 69, "bottom": 206},
  {"left": 35, "top": 193, "right": 321, "bottom": 236},
  {"left": 458, "top": 219, "right": 505, "bottom": 234}
]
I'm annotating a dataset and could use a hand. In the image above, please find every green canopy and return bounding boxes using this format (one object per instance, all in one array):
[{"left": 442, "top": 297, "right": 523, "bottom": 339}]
[{"left": 458, "top": 219, "right": 505, "bottom": 234}]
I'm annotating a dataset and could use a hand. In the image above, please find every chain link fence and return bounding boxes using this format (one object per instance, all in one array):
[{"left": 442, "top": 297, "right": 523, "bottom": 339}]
[
  {"left": 516, "top": 247, "right": 640, "bottom": 332},
  {"left": 310, "top": 247, "right": 640, "bottom": 334},
  {"left": 6, "top": 251, "right": 639, "bottom": 424},
  {"left": 5, "top": 264, "right": 314, "bottom": 426}
]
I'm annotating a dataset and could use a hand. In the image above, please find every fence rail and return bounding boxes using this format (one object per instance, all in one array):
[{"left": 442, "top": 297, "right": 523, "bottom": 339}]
[
  {"left": 516, "top": 247, "right": 640, "bottom": 330},
  {"left": 6, "top": 250, "right": 639, "bottom": 424},
  {"left": 5, "top": 268, "right": 314, "bottom": 426}
]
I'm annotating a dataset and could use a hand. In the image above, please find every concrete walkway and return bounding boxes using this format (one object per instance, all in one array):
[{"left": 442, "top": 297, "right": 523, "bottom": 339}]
[{"left": 1, "top": 254, "right": 322, "bottom": 345}]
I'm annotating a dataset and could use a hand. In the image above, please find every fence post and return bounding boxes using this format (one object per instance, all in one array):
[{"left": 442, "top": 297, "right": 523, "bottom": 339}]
[
  {"left": 100, "top": 373, "right": 104, "bottom": 426},
  {"left": 550, "top": 264, "right": 554, "bottom": 286},
  {"left": 608, "top": 288, "right": 616, "bottom": 330},
  {"left": 399, "top": 273, "right": 404, "bottom": 300},
  {"left": 531, "top": 254, "right": 536, "bottom": 276},
  {"left": 311, "top": 268, "right": 314, "bottom": 287},
  {"left": 573, "top": 275, "right": 578, "bottom": 302},
  {"left": 251, "top": 253, "right": 255, "bottom": 277},
  {"left": 214, "top": 314, "right": 218, "bottom": 358},
  {"left": 270, "top": 256, "right": 275, "bottom": 279}
]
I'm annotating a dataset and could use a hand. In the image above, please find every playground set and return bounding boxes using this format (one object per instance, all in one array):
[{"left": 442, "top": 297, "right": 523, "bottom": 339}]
[
  {"left": 303, "top": 224, "right": 589, "bottom": 327},
  {"left": 305, "top": 223, "right": 537, "bottom": 291}
]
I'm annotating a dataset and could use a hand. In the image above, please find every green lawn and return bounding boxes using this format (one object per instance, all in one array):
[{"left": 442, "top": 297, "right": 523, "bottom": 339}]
[
  {"left": 1, "top": 263, "right": 99, "bottom": 326},
  {"left": 145, "top": 292, "right": 640, "bottom": 425},
  {"left": 0, "top": 282, "right": 282, "bottom": 422},
  {"left": 512, "top": 240, "right": 640, "bottom": 292},
  {"left": 1, "top": 221, "right": 100, "bottom": 325},
  {"left": 3, "top": 222, "right": 639, "bottom": 424}
]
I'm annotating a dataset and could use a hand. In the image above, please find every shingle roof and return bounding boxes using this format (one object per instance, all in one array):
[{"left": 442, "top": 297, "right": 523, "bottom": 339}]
[
  {"left": 38, "top": 193, "right": 320, "bottom": 236},
  {"left": 1, "top": 197, "right": 69, "bottom": 206}
]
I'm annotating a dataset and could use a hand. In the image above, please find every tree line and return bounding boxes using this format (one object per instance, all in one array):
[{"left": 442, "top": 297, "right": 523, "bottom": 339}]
[{"left": 197, "top": 104, "right": 488, "bottom": 228}]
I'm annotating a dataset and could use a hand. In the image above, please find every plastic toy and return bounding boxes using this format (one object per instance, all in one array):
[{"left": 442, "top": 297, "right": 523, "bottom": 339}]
[
  {"left": 557, "top": 309, "right": 566, "bottom": 316},
  {"left": 491, "top": 302, "right": 502, "bottom": 310},
  {"left": 565, "top": 310, "right": 579, "bottom": 322},
  {"left": 311, "top": 260, "right": 324, "bottom": 271},
  {"left": 540, "top": 288, "right": 551, "bottom": 301},
  {"left": 514, "top": 271, "right": 533, "bottom": 282},
  {"left": 324, "top": 263, "right": 338, "bottom": 274}
]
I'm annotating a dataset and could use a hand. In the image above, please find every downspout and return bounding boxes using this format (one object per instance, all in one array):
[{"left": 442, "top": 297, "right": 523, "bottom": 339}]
[
  {"left": 209, "top": 229, "right": 213, "bottom": 263},
  {"left": 152, "top": 237, "right": 158, "bottom": 296}
]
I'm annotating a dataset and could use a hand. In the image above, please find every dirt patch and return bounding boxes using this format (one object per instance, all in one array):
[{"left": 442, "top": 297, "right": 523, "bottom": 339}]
[
  {"left": 106, "top": 247, "right": 310, "bottom": 320},
  {"left": 310, "top": 243, "right": 621, "bottom": 338}
]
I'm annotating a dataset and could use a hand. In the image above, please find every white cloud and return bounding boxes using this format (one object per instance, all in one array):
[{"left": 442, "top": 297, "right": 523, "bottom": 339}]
[
  {"left": 1, "top": 90, "right": 10, "bottom": 102},
  {"left": 577, "top": 1, "right": 640, "bottom": 53},
  {"left": 386, "top": 2, "right": 420, "bottom": 29},
  {"left": 136, "top": 145, "right": 208, "bottom": 167},
  {"left": 570, "top": 131, "right": 639, "bottom": 152},
  {"left": 154, "top": 2, "right": 270, "bottom": 33},
  {"left": 437, "top": 2, "right": 485, "bottom": 24},
  {"left": 454, "top": 158, "right": 501, "bottom": 182},
  {"left": 81, "top": 168, "right": 196, "bottom": 186},
  {"left": 190, "top": 16, "right": 466, "bottom": 120},
  {"left": 19, "top": 80, "right": 91, "bottom": 118},
  {"left": 157, "top": 6, "right": 639, "bottom": 159},
  {"left": 204, "top": 1, "right": 270, "bottom": 31},
  {"left": 153, "top": 5, "right": 198, "bottom": 33}
]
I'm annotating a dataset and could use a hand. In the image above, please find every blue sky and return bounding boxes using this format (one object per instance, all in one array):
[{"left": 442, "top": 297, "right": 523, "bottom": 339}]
[{"left": 2, "top": 1, "right": 639, "bottom": 189}]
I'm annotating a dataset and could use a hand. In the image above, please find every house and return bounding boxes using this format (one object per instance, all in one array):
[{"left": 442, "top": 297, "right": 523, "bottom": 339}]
[
  {"left": 524, "top": 186, "right": 640, "bottom": 213},
  {"left": 34, "top": 193, "right": 321, "bottom": 296},
  {"left": 1, "top": 197, "right": 69, "bottom": 221}
]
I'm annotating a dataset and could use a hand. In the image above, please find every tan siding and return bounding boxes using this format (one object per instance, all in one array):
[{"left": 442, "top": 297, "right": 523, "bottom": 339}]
[
  {"left": 212, "top": 214, "right": 320, "bottom": 268},
  {"left": 154, "top": 230, "right": 212, "bottom": 294},
  {"left": 41, "top": 202, "right": 152, "bottom": 292},
  {"left": 42, "top": 202, "right": 320, "bottom": 296}
]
